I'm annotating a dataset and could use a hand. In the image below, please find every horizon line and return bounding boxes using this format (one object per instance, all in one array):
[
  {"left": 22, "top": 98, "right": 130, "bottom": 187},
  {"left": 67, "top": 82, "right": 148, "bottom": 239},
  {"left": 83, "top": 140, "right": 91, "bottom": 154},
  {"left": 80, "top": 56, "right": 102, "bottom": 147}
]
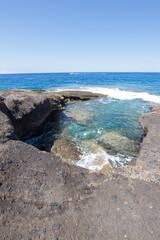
[{"left": 0, "top": 71, "right": 160, "bottom": 75}]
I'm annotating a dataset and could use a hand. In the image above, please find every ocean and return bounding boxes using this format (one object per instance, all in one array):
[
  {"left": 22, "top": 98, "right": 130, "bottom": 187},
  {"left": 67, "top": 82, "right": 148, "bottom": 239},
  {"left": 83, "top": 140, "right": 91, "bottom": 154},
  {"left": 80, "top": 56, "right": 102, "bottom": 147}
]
[{"left": 0, "top": 72, "right": 160, "bottom": 170}]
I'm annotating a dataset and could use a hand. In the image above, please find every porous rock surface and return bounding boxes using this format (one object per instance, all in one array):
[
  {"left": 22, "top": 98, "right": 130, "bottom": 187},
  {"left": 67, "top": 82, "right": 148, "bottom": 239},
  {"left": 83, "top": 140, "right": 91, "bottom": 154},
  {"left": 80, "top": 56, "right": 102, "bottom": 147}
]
[
  {"left": 0, "top": 90, "right": 63, "bottom": 139},
  {"left": 54, "top": 90, "right": 108, "bottom": 102},
  {"left": 0, "top": 90, "right": 160, "bottom": 240}
]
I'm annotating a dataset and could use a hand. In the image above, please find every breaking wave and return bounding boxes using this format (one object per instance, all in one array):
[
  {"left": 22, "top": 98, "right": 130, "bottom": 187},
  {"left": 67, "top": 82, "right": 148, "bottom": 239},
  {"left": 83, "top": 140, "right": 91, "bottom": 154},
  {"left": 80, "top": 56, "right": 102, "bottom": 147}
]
[{"left": 53, "top": 86, "right": 160, "bottom": 104}]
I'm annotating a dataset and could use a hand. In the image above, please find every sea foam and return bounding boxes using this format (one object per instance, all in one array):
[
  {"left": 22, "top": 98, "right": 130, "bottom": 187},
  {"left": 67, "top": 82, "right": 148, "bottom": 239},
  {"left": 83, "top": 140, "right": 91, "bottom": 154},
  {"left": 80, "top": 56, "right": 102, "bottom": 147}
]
[
  {"left": 54, "top": 87, "right": 160, "bottom": 104},
  {"left": 76, "top": 149, "right": 132, "bottom": 170}
]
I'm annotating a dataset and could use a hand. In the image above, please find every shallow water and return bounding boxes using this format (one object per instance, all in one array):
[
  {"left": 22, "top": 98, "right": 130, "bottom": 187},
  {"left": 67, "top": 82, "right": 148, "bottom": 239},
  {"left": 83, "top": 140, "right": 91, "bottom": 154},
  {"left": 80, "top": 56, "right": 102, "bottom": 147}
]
[
  {"left": 57, "top": 98, "right": 150, "bottom": 169},
  {"left": 1, "top": 72, "right": 160, "bottom": 170}
]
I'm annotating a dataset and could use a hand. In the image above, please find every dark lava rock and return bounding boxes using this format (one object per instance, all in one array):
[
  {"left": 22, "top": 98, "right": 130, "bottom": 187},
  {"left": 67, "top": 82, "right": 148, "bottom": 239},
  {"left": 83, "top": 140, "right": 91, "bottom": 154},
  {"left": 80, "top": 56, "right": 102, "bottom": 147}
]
[
  {"left": 55, "top": 90, "right": 108, "bottom": 101},
  {"left": 51, "top": 203, "right": 61, "bottom": 211},
  {"left": 52, "top": 224, "right": 61, "bottom": 230},
  {"left": 136, "top": 108, "right": 160, "bottom": 170},
  {"left": 0, "top": 97, "right": 18, "bottom": 143},
  {"left": 0, "top": 90, "right": 160, "bottom": 240},
  {"left": 111, "top": 194, "right": 117, "bottom": 202},
  {"left": 3, "top": 92, "right": 62, "bottom": 138}
]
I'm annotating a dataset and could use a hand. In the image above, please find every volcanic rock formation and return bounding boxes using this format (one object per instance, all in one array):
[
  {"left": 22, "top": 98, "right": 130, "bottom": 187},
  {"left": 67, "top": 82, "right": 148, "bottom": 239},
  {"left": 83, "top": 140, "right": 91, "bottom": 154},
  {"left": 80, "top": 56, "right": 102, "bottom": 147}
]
[{"left": 0, "top": 90, "right": 160, "bottom": 240}]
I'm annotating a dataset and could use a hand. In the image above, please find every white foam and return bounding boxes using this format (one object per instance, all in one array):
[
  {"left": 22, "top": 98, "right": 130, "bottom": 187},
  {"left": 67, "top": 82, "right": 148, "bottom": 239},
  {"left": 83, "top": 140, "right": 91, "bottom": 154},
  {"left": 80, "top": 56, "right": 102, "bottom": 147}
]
[
  {"left": 76, "top": 149, "right": 109, "bottom": 171},
  {"left": 76, "top": 148, "right": 132, "bottom": 170},
  {"left": 53, "top": 87, "right": 160, "bottom": 104}
]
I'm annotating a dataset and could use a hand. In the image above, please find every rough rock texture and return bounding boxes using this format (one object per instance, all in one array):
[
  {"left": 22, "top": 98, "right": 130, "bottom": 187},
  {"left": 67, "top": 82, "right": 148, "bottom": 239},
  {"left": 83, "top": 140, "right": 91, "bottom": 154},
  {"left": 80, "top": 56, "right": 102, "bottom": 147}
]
[
  {"left": 98, "top": 131, "right": 140, "bottom": 156},
  {"left": 0, "top": 90, "right": 160, "bottom": 240},
  {"left": 0, "top": 95, "right": 19, "bottom": 143},
  {"left": 150, "top": 106, "right": 160, "bottom": 112},
  {"left": 51, "top": 90, "right": 108, "bottom": 102},
  {"left": 0, "top": 91, "right": 63, "bottom": 139},
  {"left": 136, "top": 107, "right": 160, "bottom": 171},
  {"left": 51, "top": 137, "right": 82, "bottom": 164}
]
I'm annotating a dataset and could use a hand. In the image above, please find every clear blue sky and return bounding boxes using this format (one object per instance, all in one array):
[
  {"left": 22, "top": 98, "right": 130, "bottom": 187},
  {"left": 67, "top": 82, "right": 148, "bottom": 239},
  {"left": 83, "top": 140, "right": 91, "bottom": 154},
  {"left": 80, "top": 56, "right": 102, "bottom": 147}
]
[{"left": 0, "top": 0, "right": 160, "bottom": 73}]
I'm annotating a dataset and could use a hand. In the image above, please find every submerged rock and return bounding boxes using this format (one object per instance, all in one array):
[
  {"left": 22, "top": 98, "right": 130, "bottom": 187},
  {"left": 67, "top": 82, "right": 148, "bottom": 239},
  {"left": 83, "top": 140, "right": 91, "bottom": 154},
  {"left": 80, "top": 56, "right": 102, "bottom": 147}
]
[
  {"left": 51, "top": 137, "right": 82, "bottom": 164},
  {"left": 64, "top": 104, "right": 94, "bottom": 123},
  {"left": 97, "top": 131, "right": 140, "bottom": 157},
  {"left": 76, "top": 140, "right": 113, "bottom": 170}
]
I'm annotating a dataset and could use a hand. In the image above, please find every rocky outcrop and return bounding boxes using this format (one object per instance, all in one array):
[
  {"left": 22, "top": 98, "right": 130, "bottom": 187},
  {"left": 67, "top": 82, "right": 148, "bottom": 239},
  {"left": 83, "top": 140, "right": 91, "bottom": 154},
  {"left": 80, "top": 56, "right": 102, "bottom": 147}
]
[
  {"left": 0, "top": 96, "right": 19, "bottom": 143},
  {"left": 136, "top": 107, "right": 160, "bottom": 171},
  {"left": 0, "top": 91, "right": 63, "bottom": 139},
  {"left": 0, "top": 89, "right": 107, "bottom": 141},
  {"left": 0, "top": 90, "right": 160, "bottom": 240},
  {"left": 54, "top": 90, "right": 108, "bottom": 102}
]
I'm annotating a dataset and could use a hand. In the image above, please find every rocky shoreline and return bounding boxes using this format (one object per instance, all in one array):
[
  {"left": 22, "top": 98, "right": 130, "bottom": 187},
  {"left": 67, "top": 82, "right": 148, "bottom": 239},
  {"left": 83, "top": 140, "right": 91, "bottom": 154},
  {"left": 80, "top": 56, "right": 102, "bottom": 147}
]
[{"left": 0, "top": 90, "right": 160, "bottom": 240}]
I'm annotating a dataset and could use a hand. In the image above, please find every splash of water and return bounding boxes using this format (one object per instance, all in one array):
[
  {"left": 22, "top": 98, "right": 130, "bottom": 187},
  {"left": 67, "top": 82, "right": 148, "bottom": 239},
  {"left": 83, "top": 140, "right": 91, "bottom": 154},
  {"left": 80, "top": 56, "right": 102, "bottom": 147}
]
[{"left": 53, "top": 86, "right": 160, "bottom": 104}]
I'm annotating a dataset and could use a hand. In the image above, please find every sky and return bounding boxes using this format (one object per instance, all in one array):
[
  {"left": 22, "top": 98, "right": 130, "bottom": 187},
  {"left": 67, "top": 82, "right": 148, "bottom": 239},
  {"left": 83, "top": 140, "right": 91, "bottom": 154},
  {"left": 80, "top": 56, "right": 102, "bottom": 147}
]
[{"left": 0, "top": 0, "right": 160, "bottom": 73}]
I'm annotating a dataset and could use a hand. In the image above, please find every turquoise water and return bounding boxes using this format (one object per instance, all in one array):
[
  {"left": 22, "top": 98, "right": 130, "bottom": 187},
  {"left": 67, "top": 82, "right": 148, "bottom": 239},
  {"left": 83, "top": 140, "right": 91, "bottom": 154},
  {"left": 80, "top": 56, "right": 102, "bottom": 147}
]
[
  {"left": 61, "top": 98, "right": 150, "bottom": 169},
  {"left": 0, "top": 72, "right": 160, "bottom": 169}
]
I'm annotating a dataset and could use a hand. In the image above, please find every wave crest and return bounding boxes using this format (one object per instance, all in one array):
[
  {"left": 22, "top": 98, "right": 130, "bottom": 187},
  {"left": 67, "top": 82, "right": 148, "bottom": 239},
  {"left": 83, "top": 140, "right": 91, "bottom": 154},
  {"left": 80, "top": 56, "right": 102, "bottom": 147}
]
[{"left": 54, "top": 86, "right": 160, "bottom": 104}]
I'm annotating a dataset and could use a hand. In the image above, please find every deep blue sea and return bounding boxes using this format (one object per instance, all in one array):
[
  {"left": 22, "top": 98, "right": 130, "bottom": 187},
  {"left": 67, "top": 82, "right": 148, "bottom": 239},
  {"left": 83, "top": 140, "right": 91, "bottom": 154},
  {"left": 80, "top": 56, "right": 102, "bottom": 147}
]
[{"left": 0, "top": 72, "right": 160, "bottom": 170}]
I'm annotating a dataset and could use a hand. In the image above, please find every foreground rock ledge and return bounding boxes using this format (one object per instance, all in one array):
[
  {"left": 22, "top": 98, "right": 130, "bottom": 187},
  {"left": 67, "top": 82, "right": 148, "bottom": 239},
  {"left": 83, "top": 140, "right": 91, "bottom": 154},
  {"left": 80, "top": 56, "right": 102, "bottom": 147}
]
[{"left": 0, "top": 90, "right": 160, "bottom": 240}]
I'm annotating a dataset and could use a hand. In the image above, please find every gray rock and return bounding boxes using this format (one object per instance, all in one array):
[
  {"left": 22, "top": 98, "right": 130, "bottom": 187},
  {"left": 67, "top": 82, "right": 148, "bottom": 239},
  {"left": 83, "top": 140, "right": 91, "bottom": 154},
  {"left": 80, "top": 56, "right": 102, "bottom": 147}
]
[
  {"left": 51, "top": 203, "right": 61, "bottom": 211},
  {"left": 56, "top": 90, "right": 108, "bottom": 101},
  {"left": 0, "top": 90, "right": 160, "bottom": 240},
  {"left": 137, "top": 108, "right": 160, "bottom": 170},
  {"left": 111, "top": 194, "right": 117, "bottom": 202},
  {"left": 52, "top": 224, "right": 61, "bottom": 230},
  {"left": 150, "top": 106, "right": 160, "bottom": 112}
]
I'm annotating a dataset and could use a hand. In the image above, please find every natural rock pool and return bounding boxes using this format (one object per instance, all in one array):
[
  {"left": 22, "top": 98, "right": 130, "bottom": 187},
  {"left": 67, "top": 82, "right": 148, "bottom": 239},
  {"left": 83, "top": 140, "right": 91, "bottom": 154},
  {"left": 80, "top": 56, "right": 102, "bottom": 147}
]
[{"left": 24, "top": 97, "right": 150, "bottom": 171}]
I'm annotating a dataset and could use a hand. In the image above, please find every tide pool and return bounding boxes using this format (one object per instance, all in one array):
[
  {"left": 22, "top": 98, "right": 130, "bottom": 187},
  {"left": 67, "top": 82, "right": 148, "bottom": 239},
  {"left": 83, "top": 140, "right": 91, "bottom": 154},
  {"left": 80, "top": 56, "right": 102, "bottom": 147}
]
[{"left": 1, "top": 72, "right": 160, "bottom": 170}]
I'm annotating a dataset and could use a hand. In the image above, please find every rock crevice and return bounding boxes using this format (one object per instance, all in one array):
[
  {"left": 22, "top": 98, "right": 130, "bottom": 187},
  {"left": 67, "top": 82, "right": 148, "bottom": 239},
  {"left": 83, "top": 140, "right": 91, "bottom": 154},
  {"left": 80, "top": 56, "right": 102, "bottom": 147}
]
[{"left": 0, "top": 90, "right": 160, "bottom": 240}]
